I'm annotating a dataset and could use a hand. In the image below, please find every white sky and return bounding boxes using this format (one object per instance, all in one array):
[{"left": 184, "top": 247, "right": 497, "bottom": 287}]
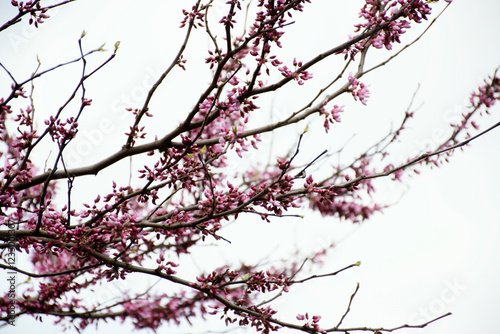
[{"left": 1, "top": 1, "right": 499, "bottom": 333}]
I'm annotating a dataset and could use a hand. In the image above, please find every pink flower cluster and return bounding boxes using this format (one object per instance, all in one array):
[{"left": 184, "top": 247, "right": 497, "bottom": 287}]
[
  {"left": 11, "top": 0, "right": 50, "bottom": 27},
  {"left": 321, "top": 99, "right": 344, "bottom": 132},
  {"left": 44, "top": 116, "right": 78, "bottom": 145},
  {"left": 296, "top": 313, "right": 324, "bottom": 333},
  {"left": 340, "top": 0, "right": 452, "bottom": 60},
  {"left": 450, "top": 72, "right": 500, "bottom": 138},
  {"left": 180, "top": 5, "right": 205, "bottom": 28},
  {"left": 278, "top": 58, "right": 313, "bottom": 85},
  {"left": 348, "top": 74, "right": 370, "bottom": 105},
  {"left": 469, "top": 74, "right": 500, "bottom": 109},
  {"left": 304, "top": 174, "right": 380, "bottom": 223}
]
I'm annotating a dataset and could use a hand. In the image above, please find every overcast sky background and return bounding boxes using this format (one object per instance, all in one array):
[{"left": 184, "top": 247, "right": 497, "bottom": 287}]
[{"left": 1, "top": 1, "right": 499, "bottom": 333}]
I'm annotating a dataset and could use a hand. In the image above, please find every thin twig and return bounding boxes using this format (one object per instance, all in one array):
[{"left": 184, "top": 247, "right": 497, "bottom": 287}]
[{"left": 335, "top": 282, "right": 360, "bottom": 329}]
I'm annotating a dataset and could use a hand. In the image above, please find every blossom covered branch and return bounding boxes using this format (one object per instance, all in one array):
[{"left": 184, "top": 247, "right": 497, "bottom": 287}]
[{"left": 0, "top": 0, "right": 498, "bottom": 333}]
